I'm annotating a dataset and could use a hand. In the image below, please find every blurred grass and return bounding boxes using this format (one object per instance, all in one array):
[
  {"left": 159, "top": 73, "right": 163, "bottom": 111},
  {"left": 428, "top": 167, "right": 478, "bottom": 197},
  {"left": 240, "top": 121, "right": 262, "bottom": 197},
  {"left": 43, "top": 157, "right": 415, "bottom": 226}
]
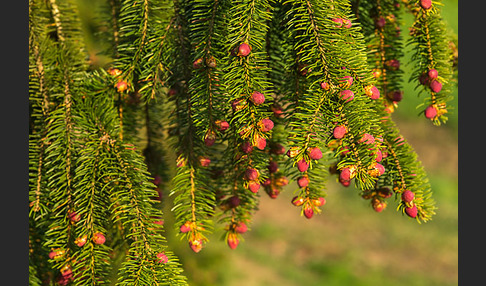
[{"left": 164, "top": 171, "right": 457, "bottom": 286}]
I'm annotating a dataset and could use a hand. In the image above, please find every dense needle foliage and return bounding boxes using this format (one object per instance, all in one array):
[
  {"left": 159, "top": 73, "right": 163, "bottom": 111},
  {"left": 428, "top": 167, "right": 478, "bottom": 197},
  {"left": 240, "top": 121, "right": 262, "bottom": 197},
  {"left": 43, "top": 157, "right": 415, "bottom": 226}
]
[{"left": 29, "top": 0, "right": 456, "bottom": 284}]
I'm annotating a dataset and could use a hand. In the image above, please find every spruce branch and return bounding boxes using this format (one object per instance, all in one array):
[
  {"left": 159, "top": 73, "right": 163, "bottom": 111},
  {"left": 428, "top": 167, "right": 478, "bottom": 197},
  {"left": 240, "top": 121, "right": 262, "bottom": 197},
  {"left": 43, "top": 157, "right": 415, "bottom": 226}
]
[
  {"left": 382, "top": 128, "right": 437, "bottom": 223},
  {"left": 29, "top": 40, "right": 51, "bottom": 218},
  {"left": 29, "top": 264, "right": 43, "bottom": 286},
  {"left": 39, "top": 2, "right": 90, "bottom": 282},
  {"left": 138, "top": 16, "right": 174, "bottom": 101},
  {"left": 186, "top": 0, "right": 229, "bottom": 142},
  {"left": 71, "top": 139, "right": 113, "bottom": 285},
  {"left": 117, "top": 0, "right": 151, "bottom": 81},
  {"left": 165, "top": 1, "right": 219, "bottom": 252},
  {"left": 78, "top": 71, "right": 188, "bottom": 285},
  {"left": 283, "top": 0, "right": 385, "bottom": 207},
  {"left": 215, "top": 0, "right": 274, "bottom": 248},
  {"left": 406, "top": 0, "right": 453, "bottom": 125},
  {"left": 109, "top": 0, "right": 121, "bottom": 57},
  {"left": 352, "top": 0, "right": 405, "bottom": 110},
  {"left": 48, "top": 0, "right": 66, "bottom": 43}
]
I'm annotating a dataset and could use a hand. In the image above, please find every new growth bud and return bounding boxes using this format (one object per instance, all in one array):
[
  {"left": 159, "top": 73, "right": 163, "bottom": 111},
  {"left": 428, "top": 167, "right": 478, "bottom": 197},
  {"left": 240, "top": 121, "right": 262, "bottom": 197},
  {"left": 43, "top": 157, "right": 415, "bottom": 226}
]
[
  {"left": 309, "top": 147, "right": 323, "bottom": 160},
  {"left": 251, "top": 91, "right": 265, "bottom": 105},
  {"left": 237, "top": 43, "right": 252, "bottom": 57},
  {"left": 339, "top": 90, "right": 354, "bottom": 102},
  {"left": 297, "top": 159, "right": 309, "bottom": 172}
]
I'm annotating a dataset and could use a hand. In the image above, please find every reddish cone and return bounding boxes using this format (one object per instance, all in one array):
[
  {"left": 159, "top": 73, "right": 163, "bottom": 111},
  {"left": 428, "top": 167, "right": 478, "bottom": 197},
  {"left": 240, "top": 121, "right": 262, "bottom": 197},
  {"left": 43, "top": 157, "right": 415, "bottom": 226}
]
[
  {"left": 428, "top": 69, "right": 438, "bottom": 79},
  {"left": 241, "top": 141, "right": 253, "bottom": 154},
  {"left": 259, "top": 118, "right": 274, "bottom": 132},
  {"left": 430, "top": 80, "right": 442, "bottom": 93},
  {"left": 168, "top": 88, "right": 177, "bottom": 98},
  {"left": 60, "top": 265, "right": 72, "bottom": 278},
  {"left": 116, "top": 80, "right": 128, "bottom": 93},
  {"left": 235, "top": 222, "right": 248, "bottom": 234},
  {"left": 387, "top": 90, "right": 403, "bottom": 102},
  {"left": 332, "top": 18, "right": 343, "bottom": 28},
  {"left": 227, "top": 233, "right": 240, "bottom": 249},
  {"left": 262, "top": 178, "right": 271, "bottom": 186},
  {"left": 157, "top": 252, "right": 168, "bottom": 264},
  {"left": 375, "top": 16, "right": 386, "bottom": 28},
  {"left": 286, "top": 147, "right": 299, "bottom": 158},
  {"left": 424, "top": 105, "right": 438, "bottom": 119},
  {"left": 228, "top": 196, "right": 241, "bottom": 208},
  {"left": 303, "top": 205, "right": 314, "bottom": 219},
  {"left": 216, "top": 120, "right": 229, "bottom": 131},
  {"left": 206, "top": 56, "right": 217, "bottom": 68},
  {"left": 292, "top": 196, "right": 305, "bottom": 207},
  {"left": 231, "top": 98, "right": 246, "bottom": 111},
  {"left": 48, "top": 249, "right": 64, "bottom": 260},
  {"left": 68, "top": 211, "right": 80, "bottom": 223},
  {"left": 340, "top": 76, "right": 353, "bottom": 87},
  {"left": 405, "top": 205, "right": 418, "bottom": 218},
  {"left": 385, "top": 59, "right": 400, "bottom": 70},
  {"left": 255, "top": 136, "right": 266, "bottom": 150},
  {"left": 193, "top": 58, "right": 203, "bottom": 69},
  {"left": 204, "top": 130, "right": 217, "bottom": 146},
  {"left": 248, "top": 181, "right": 260, "bottom": 193},
  {"left": 375, "top": 149, "right": 383, "bottom": 162},
  {"left": 374, "top": 162, "right": 385, "bottom": 176},
  {"left": 297, "top": 159, "right": 309, "bottom": 172},
  {"left": 343, "top": 18, "right": 352, "bottom": 28},
  {"left": 245, "top": 168, "right": 259, "bottom": 181},
  {"left": 152, "top": 175, "right": 162, "bottom": 186},
  {"left": 267, "top": 188, "right": 280, "bottom": 199},
  {"left": 359, "top": 133, "right": 375, "bottom": 144},
  {"left": 237, "top": 43, "right": 251, "bottom": 57},
  {"left": 75, "top": 235, "right": 87, "bottom": 247},
  {"left": 297, "top": 176, "right": 309, "bottom": 188},
  {"left": 313, "top": 197, "right": 326, "bottom": 207},
  {"left": 268, "top": 161, "right": 278, "bottom": 173},
  {"left": 251, "top": 91, "right": 265, "bottom": 105},
  {"left": 271, "top": 105, "right": 284, "bottom": 118},
  {"left": 92, "top": 232, "right": 106, "bottom": 245},
  {"left": 309, "top": 147, "right": 323, "bottom": 160},
  {"left": 199, "top": 156, "right": 211, "bottom": 167},
  {"left": 180, "top": 221, "right": 192, "bottom": 233},
  {"left": 189, "top": 239, "right": 203, "bottom": 253},
  {"left": 401, "top": 190, "right": 415, "bottom": 203},
  {"left": 339, "top": 90, "right": 354, "bottom": 102},
  {"left": 372, "top": 199, "right": 387, "bottom": 213},
  {"left": 320, "top": 82, "right": 330, "bottom": 90},
  {"left": 340, "top": 167, "right": 351, "bottom": 181},
  {"left": 108, "top": 68, "right": 122, "bottom": 76},
  {"left": 58, "top": 266, "right": 73, "bottom": 285},
  {"left": 333, "top": 125, "right": 347, "bottom": 139},
  {"left": 420, "top": 0, "right": 432, "bottom": 9},
  {"left": 365, "top": 85, "right": 380, "bottom": 99},
  {"left": 339, "top": 177, "right": 350, "bottom": 187},
  {"left": 176, "top": 155, "right": 187, "bottom": 168}
]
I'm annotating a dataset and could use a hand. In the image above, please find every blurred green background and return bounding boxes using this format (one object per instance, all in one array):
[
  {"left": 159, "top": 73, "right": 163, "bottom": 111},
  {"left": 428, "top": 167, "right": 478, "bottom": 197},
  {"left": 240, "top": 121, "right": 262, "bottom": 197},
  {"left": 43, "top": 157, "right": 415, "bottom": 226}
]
[{"left": 76, "top": 0, "right": 458, "bottom": 285}]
